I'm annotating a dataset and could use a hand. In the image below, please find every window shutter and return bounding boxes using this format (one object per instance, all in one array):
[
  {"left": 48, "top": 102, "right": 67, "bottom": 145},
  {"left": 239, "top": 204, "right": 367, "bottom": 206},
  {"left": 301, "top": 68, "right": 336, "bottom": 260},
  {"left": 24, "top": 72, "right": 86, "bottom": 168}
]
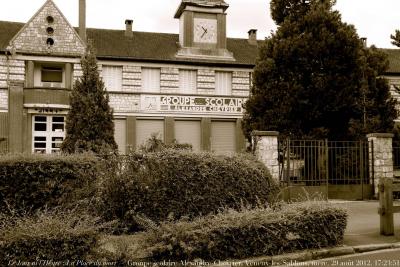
[
  {"left": 103, "top": 66, "right": 122, "bottom": 91},
  {"left": 179, "top": 69, "right": 197, "bottom": 94},
  {"left": 215, "top": 71, "right": 232, "bottom": 95},
  {"left": 142, "top": 68, "right": 161, "bottom": 93}
]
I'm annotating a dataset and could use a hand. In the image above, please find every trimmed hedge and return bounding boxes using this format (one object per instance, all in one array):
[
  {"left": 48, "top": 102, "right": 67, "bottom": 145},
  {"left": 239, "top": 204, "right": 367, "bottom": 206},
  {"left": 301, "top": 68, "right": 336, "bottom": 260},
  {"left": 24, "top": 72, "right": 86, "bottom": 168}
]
[
  {"left": 0, "top": 211, "right": 101, "bottom": 264},
  {"left": 0, "top": 154, "right": 98, "bottom": 212},
  {"left": 144, "top": 201, "right": 348, "bottom": 261},
  {"left": 97, "top": 150, "right": 279, "bottom": 232}
]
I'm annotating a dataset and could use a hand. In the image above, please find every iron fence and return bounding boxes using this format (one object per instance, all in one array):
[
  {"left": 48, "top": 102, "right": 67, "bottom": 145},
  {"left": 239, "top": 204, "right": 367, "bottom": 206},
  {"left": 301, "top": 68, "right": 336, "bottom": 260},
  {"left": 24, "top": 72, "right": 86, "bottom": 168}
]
[
  {"left": 393, "top": 141, "right": 400, "bottom": 170},
  {"left": 279, "top": 139, "right": 372, "bottom": 186}
]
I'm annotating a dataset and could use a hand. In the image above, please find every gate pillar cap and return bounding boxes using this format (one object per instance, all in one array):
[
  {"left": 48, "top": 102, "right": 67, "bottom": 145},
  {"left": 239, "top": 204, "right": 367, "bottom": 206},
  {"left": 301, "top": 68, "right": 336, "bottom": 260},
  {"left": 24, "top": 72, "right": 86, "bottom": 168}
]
[
  {"left": 251, "top": 131, "right": 279, "bottom": 137},
  {"left": 366, "top": 133, "right": 394, "bottom": 138}
]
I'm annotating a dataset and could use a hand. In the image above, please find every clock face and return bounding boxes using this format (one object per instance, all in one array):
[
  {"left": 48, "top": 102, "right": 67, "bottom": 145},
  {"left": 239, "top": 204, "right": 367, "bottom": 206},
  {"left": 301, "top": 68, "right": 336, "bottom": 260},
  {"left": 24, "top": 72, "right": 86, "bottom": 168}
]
[{"left": 193, "top": 18, "right": 217, "bottom": 44}]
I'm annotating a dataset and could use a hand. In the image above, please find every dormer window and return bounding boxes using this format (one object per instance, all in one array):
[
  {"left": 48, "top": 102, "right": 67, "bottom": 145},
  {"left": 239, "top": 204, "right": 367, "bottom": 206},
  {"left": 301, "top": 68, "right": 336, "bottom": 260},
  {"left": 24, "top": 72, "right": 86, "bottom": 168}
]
[{"left": 41, "top": 67, "right": 63, "bottom": 83}]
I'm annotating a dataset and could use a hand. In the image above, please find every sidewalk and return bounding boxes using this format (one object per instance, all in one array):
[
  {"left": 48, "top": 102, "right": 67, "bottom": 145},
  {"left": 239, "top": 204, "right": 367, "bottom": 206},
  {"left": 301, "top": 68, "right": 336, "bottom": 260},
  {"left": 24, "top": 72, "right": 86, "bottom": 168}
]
[{"left": 332, "top": 200, "right": 400, "bottom": 246}]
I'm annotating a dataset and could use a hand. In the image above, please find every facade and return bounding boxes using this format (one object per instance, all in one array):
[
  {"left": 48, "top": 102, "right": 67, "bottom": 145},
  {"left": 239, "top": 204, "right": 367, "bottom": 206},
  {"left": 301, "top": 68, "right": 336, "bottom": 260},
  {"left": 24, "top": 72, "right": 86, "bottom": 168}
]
[
  {"left": 0, "top": 0, "right": 260, "bottom": 154},
  {"left": 0, "top": 0, "right": 400, "bottom": 155}
]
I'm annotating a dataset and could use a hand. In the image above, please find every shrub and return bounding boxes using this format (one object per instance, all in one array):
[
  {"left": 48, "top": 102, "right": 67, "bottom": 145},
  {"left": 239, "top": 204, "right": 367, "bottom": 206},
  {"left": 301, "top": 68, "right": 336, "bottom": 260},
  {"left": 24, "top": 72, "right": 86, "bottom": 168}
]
[
  {"left": 139, "top": 134, "right": 192, "bottom": 152},
  {"left": 144, "top": 201, "right": 348, "bottom": 261},
  {"left": 0, "top": 153, "right": 99, "bottom": 213},
  {"left": 97, "top": 150, "right": 279, "bottom": 232},
  {"left": 0, "top": 210, "right": 102, "bottom": 265}
]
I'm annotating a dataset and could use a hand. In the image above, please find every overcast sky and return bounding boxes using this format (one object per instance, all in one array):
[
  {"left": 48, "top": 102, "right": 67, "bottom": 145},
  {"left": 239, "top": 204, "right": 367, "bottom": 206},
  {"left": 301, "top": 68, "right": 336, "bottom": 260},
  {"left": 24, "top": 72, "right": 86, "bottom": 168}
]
[{"left": 0, "top": 0, "right": 399, "bottom": 48}]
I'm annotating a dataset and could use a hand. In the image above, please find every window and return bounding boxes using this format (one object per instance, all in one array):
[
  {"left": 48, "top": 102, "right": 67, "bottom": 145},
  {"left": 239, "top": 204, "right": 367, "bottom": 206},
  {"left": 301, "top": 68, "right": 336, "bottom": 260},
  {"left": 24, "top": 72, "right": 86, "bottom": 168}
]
[
  {"left": 179, "top": 69, "right": 197, "bottom": 94},
  {"left": 215, "top": 71, "right": 232, "bottom": 95},
  {"left": 142, "top": 68, "right": 160, "bottom": 93},
  {"left": 102, "top": 65, "right": 122, "bottom": 91},
  {"left": 33, "top": 115, "right": 65, "bottom": 154},
  {"left": 41, "top": 67, "right": 62, "bottom": 83}
]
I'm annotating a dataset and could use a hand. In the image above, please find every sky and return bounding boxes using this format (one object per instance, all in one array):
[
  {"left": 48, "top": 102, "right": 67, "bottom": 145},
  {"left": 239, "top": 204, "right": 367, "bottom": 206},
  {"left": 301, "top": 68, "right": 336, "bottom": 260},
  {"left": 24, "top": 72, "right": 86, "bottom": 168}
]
[{"left": 0, "top": 0, "right": 399, "bottom": 48}]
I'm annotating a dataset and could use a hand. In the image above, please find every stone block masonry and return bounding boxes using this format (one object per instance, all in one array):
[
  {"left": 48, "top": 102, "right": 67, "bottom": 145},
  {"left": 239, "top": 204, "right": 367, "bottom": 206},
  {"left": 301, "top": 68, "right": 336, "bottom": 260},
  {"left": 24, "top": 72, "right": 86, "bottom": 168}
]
[
  {"left": 367, "top": 133, "right": 394, "bottom": 196},
  {"left": 122, "top": 65, "right": 141, "bottom": 92},
  {"left": 198, "top": 69, "right": 215, "bottom": 95},
  {"left": 232, "top": 71, "right": 250, "bottom": 97},
  {"left": 161, "top": 67, "right": 179, "bottom": 93},
  {"left": 109, "top": 93, "right": 140, "bottom": 113},
  {"left": 9, "top": 0, "right": 85, "bottom": 56},
  {"left": 0, "top": 58, "right": 25, "bottom": 88},
  {"left": 252, "top": 131, "right": 280, "bottom": 182}
]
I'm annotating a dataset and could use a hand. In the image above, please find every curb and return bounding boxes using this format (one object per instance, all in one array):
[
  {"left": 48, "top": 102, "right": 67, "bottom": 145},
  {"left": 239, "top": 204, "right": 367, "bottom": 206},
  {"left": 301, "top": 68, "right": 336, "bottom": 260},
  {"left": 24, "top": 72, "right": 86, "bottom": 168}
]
[{"left": 212, "top": 242, "right": 400, "bottom": 267}]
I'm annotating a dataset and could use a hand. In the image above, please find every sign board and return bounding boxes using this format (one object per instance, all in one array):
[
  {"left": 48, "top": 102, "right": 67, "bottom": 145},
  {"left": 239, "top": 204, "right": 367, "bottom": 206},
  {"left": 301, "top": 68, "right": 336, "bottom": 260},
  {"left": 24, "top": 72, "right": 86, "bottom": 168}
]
[{"left": 141, "top": 95, "right": 247, "bottom": 115}]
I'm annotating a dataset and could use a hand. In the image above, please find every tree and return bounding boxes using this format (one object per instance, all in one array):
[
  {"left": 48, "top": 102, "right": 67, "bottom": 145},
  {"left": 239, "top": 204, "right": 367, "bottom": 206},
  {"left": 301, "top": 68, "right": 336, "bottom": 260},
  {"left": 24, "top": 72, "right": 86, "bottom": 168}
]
[
  {"left": 243, "top": 0, "right": 397, "bottom": 140},
  {"left": 390, "top": 30, "right": 400, "bottom": 47},
  {"left": 62, "top": 45, "right": 117, "bottom": 153}
]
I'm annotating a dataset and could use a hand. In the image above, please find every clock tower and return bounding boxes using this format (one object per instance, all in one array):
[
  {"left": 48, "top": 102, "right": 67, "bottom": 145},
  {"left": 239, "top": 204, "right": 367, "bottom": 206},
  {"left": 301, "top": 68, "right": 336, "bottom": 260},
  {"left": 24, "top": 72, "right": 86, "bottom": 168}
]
[{"left": 174, "top": 0, "right": 235, "bottom": 61}]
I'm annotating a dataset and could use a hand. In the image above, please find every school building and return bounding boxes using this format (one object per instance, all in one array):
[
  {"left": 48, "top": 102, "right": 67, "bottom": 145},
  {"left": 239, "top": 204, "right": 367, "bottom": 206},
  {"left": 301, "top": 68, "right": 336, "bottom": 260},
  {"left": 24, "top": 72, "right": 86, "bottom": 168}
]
[{"left": 0, "top": 0, "right": 399, "bottom": 154}]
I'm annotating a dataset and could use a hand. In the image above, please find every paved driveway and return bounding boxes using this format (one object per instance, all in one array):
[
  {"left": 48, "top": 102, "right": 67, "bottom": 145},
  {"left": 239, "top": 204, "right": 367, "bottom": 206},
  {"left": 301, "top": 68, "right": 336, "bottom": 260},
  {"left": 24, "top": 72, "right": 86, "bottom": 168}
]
[{"left": 331, "top": 200, "right": 400, "bottom": 246}]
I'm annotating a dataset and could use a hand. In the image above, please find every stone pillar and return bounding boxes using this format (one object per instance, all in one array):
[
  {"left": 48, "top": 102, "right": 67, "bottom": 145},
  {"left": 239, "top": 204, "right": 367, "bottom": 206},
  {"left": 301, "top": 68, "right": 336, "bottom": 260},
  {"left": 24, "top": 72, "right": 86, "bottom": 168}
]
[
  {"left": 367, "top": 133, "right": 394, "bottom": 196},
  {"left": 252, "top": 131, "right": 280, "bottom": 182}
]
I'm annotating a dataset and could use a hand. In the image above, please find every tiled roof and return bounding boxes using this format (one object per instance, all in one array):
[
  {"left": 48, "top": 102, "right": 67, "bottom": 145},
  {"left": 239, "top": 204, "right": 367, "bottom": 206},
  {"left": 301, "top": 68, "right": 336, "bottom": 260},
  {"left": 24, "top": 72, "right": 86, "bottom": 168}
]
[
  {"left": 0, "top": 20, "right": 258, "bottom": 67},
  {"left": 3, "top": 19, "right": 400, "bottom": 73}
]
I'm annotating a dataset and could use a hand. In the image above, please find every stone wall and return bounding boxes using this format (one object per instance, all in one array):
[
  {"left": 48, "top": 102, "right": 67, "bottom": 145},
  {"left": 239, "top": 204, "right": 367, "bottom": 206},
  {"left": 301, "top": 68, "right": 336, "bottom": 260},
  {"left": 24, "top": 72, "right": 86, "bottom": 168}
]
[
  {"left": 232, "top": 71, "right": 250, "bottom": 97},
  {"left": 109, "top": 94, "right": 140, "bottom": 113},
  {"left": 252, "top": 131, "right": 280, "bottom": 181},
  {"left": 9, "top": 0, "right": 85, "bottom": 56},
  {"left": 122, "top": 65, "right": 141, "bottom": 92},
  {"left": 197, "top": 68, "right": 215, "bottom": 95},
  {"left": 161, "top": 67, "right": 179, "bottom": 94},
  {"left": 367, "top": 133, "right": 394, "bottom": 196}
]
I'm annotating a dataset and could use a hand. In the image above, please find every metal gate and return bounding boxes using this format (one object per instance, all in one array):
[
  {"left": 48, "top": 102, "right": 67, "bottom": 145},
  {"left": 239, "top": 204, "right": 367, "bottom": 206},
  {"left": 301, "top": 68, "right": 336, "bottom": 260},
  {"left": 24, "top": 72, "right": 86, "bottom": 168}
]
[{"left": 279, "top": 139, "right": 373, "bottom": 200}]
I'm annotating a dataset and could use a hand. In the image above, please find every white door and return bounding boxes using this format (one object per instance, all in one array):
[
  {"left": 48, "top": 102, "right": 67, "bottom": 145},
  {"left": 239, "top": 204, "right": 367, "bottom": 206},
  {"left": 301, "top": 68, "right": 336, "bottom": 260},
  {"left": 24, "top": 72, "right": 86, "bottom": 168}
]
[
  {"left": 32, "top": 115, "right": 65, "bottom": 154},
  {"left": 175, "top": 120, "right": 201, "bottom": 151}
]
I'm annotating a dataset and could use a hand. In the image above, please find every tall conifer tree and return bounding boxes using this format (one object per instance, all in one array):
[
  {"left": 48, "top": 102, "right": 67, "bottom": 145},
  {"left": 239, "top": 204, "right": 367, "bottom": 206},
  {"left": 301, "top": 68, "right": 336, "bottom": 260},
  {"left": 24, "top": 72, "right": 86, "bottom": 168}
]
[
  {"left": 62, "top": 45, "right": 117, "bottom": 153},
  {"left": 243, "top": 0, "right": 397, "bottom": 140}
]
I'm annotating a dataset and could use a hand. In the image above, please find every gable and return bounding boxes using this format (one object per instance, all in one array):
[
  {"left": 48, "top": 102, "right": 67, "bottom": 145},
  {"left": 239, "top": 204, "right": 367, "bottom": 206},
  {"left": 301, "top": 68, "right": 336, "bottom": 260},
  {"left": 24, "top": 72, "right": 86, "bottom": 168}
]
[{"left": 7, "top": 0, "right": 85, "bottom": 56}]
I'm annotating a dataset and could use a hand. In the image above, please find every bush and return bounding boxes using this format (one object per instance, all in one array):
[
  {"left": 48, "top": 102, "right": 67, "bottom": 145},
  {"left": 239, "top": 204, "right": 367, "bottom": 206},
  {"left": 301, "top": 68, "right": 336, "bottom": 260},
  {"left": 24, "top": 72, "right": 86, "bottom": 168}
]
[
  {"left": 139, "top": 134, "right": 193, "bottom": 152},
  {"left": 144, "top": 201, "right": 348, "bottom": 261},
  {"left": 0, "top": 210, "right": 102, "bottom": 264},
  {"left": 0, "top": 153, "right": 99, "bottom": 213},
  {"left": 97, "top": 150, "right": 279, "bottom": 232}
]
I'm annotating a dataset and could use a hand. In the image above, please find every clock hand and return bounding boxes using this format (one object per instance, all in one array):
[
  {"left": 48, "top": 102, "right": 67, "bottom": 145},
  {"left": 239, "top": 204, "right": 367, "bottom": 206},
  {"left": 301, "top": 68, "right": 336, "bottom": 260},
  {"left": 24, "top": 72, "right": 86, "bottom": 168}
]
[{"left": 201, "top": 28, "right": 208, "bottom": 38}]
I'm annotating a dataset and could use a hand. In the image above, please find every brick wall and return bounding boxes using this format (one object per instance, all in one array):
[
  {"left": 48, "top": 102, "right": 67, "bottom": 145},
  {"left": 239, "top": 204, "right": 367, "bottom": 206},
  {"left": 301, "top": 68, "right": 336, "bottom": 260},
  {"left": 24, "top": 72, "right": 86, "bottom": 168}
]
[{"left": 9, "top": 1, "right": 85, "bottom": 56}]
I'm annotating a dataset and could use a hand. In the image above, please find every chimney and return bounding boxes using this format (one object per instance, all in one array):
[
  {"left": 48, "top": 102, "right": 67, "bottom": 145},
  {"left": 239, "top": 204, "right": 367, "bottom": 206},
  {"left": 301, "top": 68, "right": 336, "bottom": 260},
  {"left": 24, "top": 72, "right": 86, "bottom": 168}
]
[
  {"left": 79, "top": 0, "right": 86, "bottom": 41},
  {"left": 361, "top": 37, "right": 367, "bottom": 47},
  {"left": 125, "top": 19, "right": 133, "bottom": 37},
  {"left": 248, "top": 29, "right": 257, "bottom": 45}
]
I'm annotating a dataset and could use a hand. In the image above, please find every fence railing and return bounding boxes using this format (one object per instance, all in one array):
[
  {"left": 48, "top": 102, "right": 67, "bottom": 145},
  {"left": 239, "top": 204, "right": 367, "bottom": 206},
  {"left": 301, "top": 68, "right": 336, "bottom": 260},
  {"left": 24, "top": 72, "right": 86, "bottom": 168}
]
[
  {"left": 392, "top": 141, "right": 400, "bottom": 170},
  {"left": 279, "top": 139, "right": 372, "bottom": 186}
]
